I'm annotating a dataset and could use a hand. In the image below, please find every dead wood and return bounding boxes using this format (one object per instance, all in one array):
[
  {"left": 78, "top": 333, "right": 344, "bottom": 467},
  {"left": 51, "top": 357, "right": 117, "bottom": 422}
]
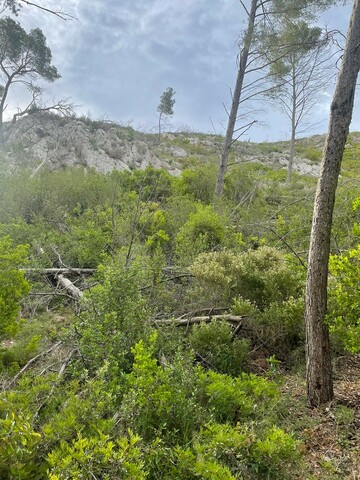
[
  {"left": 23, "top": 268, "right": 96, "bottom": 275},
  {"left": 156, "top": 314, "right": 246, "bottom": 327},
  {"left": 56, "top": 274, "right": 83, "bottom": 300},
  {"left": 5, "top": 341, "right": 62, "bottom": 390}
]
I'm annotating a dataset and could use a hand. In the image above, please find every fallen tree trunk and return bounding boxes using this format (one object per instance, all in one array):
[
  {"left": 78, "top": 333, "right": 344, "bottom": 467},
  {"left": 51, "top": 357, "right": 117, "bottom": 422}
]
[
  {"left": 156, "top": 314, "right": 246, "bottom": 327},
  {"left": 57, "top": 274, "right": 83, "bottom": 300},
  {"left": 23, "top": 268, "right": 96, "bottom": 275}
]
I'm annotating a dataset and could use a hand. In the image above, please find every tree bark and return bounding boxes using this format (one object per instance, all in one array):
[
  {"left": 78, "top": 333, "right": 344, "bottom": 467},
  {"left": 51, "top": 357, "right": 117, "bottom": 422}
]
[
  {"left": 287, "top": 62, "right": 297, "bottom": 182},
  {"left": 215, "top": 0, "right": 258, "bottom": 196},
  {"left": 57, "top": 274, "right": 83, "bottom": 300},
  {"left": 305, "top": 0, "right": 360, "bottom": 407},
  {"left": 158, "top": 111, "right": 162, "bottom": 144}
]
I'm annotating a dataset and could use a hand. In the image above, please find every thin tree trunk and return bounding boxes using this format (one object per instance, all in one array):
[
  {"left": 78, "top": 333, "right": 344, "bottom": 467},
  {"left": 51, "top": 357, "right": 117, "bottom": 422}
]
[
  {"left": 287, "top": 124, "right": 296, "bottom": 182},
  {"left": 215, "top": 0, "right": 258, "bottom": 196},
  {"left": 0, "top": 113, "right": 3, "bottom": 146},
  {"left": 0, "top": 74, "right": 15, "bottom": 146},
  {"left": 305, "top": 0, "right": 360, "bottom": 407},
  {"left": 287, "top": 62, "right": 297, "bottom": 182},
  {"left": 158, "top": 111, "right": 162, "bottom": 144}
]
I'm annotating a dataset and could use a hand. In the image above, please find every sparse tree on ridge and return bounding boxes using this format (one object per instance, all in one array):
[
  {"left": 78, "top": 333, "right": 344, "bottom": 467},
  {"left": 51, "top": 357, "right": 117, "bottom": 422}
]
[
  {"left": 157, "top": 87, "right": 175, "bottom": 143},
  {"left": 305, "top": 0, "right": 360, "bottom": 407},
  {"left": 0, "top": 16, "right": 61, "bottom": 144}
]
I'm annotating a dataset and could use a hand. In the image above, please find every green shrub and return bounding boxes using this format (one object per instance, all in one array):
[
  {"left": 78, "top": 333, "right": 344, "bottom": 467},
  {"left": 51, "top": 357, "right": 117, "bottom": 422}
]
[
  {"left": 0, "top": 236, "right": 30, "bottom": 338},
  {"left": 194, "top": 423, "right": 300, "bottom": 480},
  {"left": 47, "top": 431, "right": 146, "bottom": 480},
  {"left": 119, "top": 333, "right": 205, "bottom": 444},
  {"left": 189, "top": 320, "right": 250, "bottom": 375},
  {"left": 175, "top": 204, "right": 226, "bottom": 265},
  {"left": 0, "top": 411, "right": 41, "bottom": 479},
  {"left": 301, "top": 147, "right": 322, "bottom": 163},
  {"left": 199, "top": 370, "right": 279, "bottom": 425},
  {"left": 256, "top": 297, "right": 305, "bottom": 358},
  {"left": 178, "top": 165, "right": 217, "bottom": 204},
  {"left": 327, "top": 245, "right": 360, "bottom": 353},
  {"left": 191, "top": 247, "right": 303, "bottom": 309},
  {"left": 77, "top": 257, "right": 150, "bottom": 373}
]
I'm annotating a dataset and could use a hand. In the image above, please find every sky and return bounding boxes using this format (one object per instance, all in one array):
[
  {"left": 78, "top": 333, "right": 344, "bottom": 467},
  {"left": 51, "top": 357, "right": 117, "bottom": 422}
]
[{"left": 4, "top": 0, "right": 355, "bottom": 142}]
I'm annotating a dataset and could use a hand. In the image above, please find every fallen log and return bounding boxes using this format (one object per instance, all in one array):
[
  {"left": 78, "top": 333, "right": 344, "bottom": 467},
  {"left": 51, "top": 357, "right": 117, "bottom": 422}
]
[
  {"left": 57, "top": 274, "right": 83, "bottom": 300},
  {"left": 155, "top": 314, "right": 246, "bottom": 327},
  {"left": 23, "top": 268, "right": 96, "bottom": 275}
]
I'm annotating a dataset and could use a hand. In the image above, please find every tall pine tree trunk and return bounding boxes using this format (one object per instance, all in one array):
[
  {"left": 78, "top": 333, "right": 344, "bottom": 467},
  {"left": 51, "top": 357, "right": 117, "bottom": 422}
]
[
  {"left": 305, "top": 0, "right": 360, "bottom": 407},
  {"left": 215, "top": 0, "right": 258, "bottom": 196}
]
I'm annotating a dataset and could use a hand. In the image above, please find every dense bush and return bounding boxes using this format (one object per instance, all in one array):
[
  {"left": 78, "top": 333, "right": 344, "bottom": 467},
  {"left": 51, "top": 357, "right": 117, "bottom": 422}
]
[
  {"left": 175, "top": 204, "right": 226, "bottom": 265},
  {"left": 188, "top": 320, "right": 250, "bottom": 375},
  {"left": 190, "top": 246, "right": 303, "bottom": 309},
  {"left": 77, "top": 257, "right": 151, "bottom": 373},
  {"left": 327, "top": 245, "right": 360, "bottom": 353},
  {"left": 0, "top": 236, "right": 30, "bottom": 338}
]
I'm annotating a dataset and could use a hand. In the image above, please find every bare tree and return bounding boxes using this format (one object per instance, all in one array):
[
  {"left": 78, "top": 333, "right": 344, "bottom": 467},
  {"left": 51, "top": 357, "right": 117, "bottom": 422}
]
[
  {"left": 305, "top": 0, "right": 360, "bottom": 407},
  {"left": 215, "top": 0, "right": 258, "bottom": 197},
  {"left": 215, "top": 0, "right": 339, "bottom": 197},
  {"left": 265, "top": 21, "right": 334, "bottom": 182},
  {"left": 11, "top": 84, "right": 74, "bottom": 122}
]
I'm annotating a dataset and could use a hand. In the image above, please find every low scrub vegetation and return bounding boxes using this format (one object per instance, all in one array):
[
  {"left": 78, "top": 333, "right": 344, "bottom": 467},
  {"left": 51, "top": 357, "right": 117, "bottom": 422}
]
[{"left": 0, "top": 147, "right": 359, "bottom": 478}]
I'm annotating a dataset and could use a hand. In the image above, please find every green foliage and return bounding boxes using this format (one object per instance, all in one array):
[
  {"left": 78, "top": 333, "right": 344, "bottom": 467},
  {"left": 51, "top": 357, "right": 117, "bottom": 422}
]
[
  {"left": 120, "top": 333, "right": 205, "bottom": 444},
  {"left": 191, "top": 246, "right": 303, "bottom": 309},
  {"left": 327, "top": 244, "right": 360, "bottom": 353},
  {"left": 255, "top": 296, "right": 305, "bottom": 357},
  {"left": 47, "top": 430, "right": 146, "bottom": 480},
  {"left": 199, "top": 370, "right": 279, "bottom": 424},
  {"left": 78, "top": 258, "right": 150, "bottom": 373},
  {"left": 199, "top": 422, "right": 300, "bottom": 479},
  {"left": 179, "top": 165, "right": 217, "bottom": 204},
  {"left": 299, "top": 147, "right": 322, "bottom": 162},
  {"left": 175, "top": 204, "right": 226, "bottom": 265},
  {"left": 119, "top": 167, "right": 174, "bottom": 202},
  {"left": 157, "top": 87, "right": 175, "bottom": 117},
  {"left": 189, "top": 320, "right": 250, "bottom": 375},
  {"left": 0, "top": 17, "right": 59, "bottom": 82},
  {"left": 62, "top": 206, "right": 113, "bottom": 267},
  {"left": 0, "top": 411, "right": 41, "bottom": 479},
  {"left": 0, "top": 236, "right": 30, "bottom": 338},
  {"left": 190, "top": 247, "right": 304, "bottom": 359}
]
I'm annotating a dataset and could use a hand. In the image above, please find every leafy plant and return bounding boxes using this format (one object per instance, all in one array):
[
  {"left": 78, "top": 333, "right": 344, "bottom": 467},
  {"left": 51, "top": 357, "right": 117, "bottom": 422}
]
[
  {"left": 327, "top": 244, "right": 360, "bottom": 353},
  {"left": 0, "top": 236, "right": 30, "bottom": 338},
  {"left": 189, "top": 320, "right": 250, "bottom": 375}
]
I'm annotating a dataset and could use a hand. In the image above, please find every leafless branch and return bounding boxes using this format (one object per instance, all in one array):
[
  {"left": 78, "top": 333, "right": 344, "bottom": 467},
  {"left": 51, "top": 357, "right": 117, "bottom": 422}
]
[{"left": 18, "top": 0, "right": 76, "bottom": 20}]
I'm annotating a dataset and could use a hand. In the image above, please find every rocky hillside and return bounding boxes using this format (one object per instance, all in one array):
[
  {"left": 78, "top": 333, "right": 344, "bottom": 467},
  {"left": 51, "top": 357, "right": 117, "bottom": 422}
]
[{"left": 1, "top": 112, "right": 325, "bottom": 176}]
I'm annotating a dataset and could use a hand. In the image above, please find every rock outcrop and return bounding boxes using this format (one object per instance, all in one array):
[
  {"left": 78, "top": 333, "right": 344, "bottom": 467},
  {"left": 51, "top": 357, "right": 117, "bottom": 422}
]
[{"left": 2, "top": 113, "right": 323, "bottom": 178}]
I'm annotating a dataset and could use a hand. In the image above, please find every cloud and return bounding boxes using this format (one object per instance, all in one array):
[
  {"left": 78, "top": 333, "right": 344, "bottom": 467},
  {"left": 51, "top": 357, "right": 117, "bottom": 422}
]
[{"left": 2, "top": 1, "right": 354, "bottom": 140}]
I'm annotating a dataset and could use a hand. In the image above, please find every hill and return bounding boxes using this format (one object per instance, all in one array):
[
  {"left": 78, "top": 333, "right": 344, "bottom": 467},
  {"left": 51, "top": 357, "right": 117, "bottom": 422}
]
[{"left": 2, "top": 112, "right": 325, "bottom": 177}]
